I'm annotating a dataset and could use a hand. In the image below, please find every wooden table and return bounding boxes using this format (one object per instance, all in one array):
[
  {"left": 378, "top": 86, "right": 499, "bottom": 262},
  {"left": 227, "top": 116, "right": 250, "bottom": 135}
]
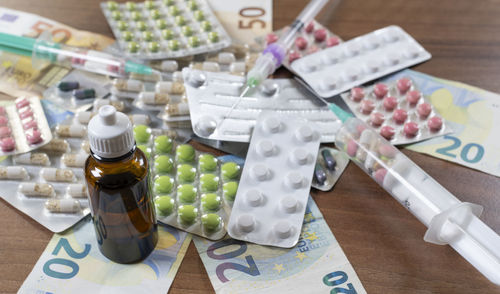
[{"left": 1, "top": 0, "right": 499, "bottom": 293}]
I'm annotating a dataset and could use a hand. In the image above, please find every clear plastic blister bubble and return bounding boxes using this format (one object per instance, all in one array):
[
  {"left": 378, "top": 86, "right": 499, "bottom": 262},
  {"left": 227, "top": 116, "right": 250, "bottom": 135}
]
[
  {"left": 311, "top": 147, "right": 350, "bottom": 191},
  {"left": 291, "top": 26, "right": 432, "bottom": 98},
  {"left": 227, "top": 111, "right": 321, "bottom": 248}
]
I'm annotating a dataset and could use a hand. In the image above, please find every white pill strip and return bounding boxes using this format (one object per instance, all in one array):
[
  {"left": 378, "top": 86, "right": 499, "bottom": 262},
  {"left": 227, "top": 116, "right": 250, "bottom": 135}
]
[{"left": 227, "top": 112, "right": 321, "bottom": 248}]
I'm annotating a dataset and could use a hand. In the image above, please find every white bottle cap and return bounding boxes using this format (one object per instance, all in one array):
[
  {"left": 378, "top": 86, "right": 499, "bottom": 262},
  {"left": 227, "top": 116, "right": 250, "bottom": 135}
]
[{"left": 87, "top": 105, "right": 134, "bottom": 159}]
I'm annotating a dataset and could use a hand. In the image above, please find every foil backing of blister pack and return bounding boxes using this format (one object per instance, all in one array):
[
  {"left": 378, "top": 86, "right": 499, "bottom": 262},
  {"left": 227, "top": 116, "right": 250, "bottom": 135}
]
[{"left": 311, "top": 147, "right": 350, "bottom": 191}]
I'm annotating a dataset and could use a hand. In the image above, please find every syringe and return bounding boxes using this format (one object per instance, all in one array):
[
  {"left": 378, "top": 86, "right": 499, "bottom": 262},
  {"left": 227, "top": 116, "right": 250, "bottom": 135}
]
[
  {"left": 0, "top": 32, "right": 153, "bottom": 78},
  {"left": 329, "top": 103, "right": 500, "bottom": 285}
]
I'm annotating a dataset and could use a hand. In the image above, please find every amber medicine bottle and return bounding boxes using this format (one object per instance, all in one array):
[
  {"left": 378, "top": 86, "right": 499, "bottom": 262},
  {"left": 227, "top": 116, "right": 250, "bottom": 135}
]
[{"left": 85, "top": 105, "right": 157, "bottom": 263}]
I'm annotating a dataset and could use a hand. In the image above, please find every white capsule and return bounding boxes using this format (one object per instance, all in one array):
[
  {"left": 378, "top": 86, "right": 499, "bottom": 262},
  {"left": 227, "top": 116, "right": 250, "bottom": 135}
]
[
  {"left": 165, "top": 102, "right": 190, "bottom": 116},
  {"left": 129, "top": 114, "right": 150, "bottom": 125},
  {"left": 76, "top": 111, "right": 94, "bottom": 124},
  {"left": 0, "top": 166, "right": 28, "bottom": 180},
  {"left": 160, "top": 60, "right": 178, "bottom": 72},
  {"left": 202, "top": 61, "right": 220, "bottom": 72},
  {"left": 61, "top": 153, "right": 88, "bottom": 167},
  {"left": 155, "top": 81, "right": 184, "bottom": 94},
  {"left": 218, "top": 52, "right": 236, "bottom": 64},
  {"left": 66, "top": 183, "right": 88, "bottom": 198},
  {"left": 113, "top": 79, "right": 143, "bottom": 92},
  {"left": 19, "top": 183, "right": 55, "bottom": 197},
  {"left": 140, "top": 92, "right": 170, "bottom": 105},
  {"left": 55, "top": 124, "right": 87, "bottom": 138},
  {"left": 93, "top": 99, "right": 125, "bottom": 112},
  {"left": 229, "top": 61, "right": 246, "bottom": 73},
  {"left": 13, "top": 153, "right": 50, "bottom": 166},
  {"left": 40, "top": 168, "right": 75, "bottom": 182},
  {"left": 45, "top": 198, "right": 80, "bottom": 213},
  {"left": 39, "top": 138, "right": 70, "bottom": 153}
]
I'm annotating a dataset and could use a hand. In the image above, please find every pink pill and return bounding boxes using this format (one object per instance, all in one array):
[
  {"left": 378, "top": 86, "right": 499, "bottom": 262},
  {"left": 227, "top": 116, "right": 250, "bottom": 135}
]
[
  {"left": 417, "top": 102, "right": 432, "bottom": 118},
  {"left": 427, "top": 116, "right": 443, "bottom": 131},
  {"left": 15, "top": 98, "right": 30, "bottom": 109},
  {"left": 360, "top": 100, "right": 375, "bottom": 114},
  {"left": 295, "top": 36, "right": 308, "bottom": 50},
  {"left": 0, "top": 116, "right": 8, "bottom": 126},
  {"left": 373, "top": 83, "right": 388, "bottom": 99},
  {"left": 350, "top": 87, "right": 365, "bottom": 102},
  {"left": 378, "top": 144, "right": 396, "bottom": 159},
  {"left": 403, "top": 122, "right": 419, "bottom": 137},
  {"left": 107, "top": 64, "right": 120, "bottom": 74},
  {"left": 71, "top": 57, "right": 86, "bottom": 65},
  {"left": 26, "top": 129, "right": 42, "bottom": 145},
  {"left": 266, "top": 33, "right": 278, "bottom": 44},
  {"left": 326, "top": 36, "right": 340, "bottom": 47},
  {"left": 396, "top": 77, "right": 412, "bottom": 94},
  {"left": 406, "top": 90, "right": 421, "bottom": 105},
  {"left": 383, "top": 96, "right": 398, "bottom": 111},
  {"left": 288, "top": 50, "right": 302, "bottom": 63},
  {"left": 380, "top": 125, "right": 395, "bottom": 140},
  {"left": 0, "top": 137, "right": 15, "bottom": 152},
  {"left": 356, "top": 124, "right": 367, "bottom": 135},
  {"left": 19, "top": 109, "right": 34, "bottom": 120},
  {"left": 306, "top": 45, "right": 319, "bottom": 54},
  {"left": 0, "top": 106, "right": 5, "bottom": 115},
  {"left": 346, "top": 139, "right": 358, "bottom": 157},
  {"left": 314, "top": 29, "right": 327, "bottom": 42},
  {"left": 0, "top": 126, "right": 11, "bottom": 138},
  {"left": 23, "top": 119, "right": 38, "bottom": 130},
  {"left": 370, "top": 112, "right": 385, "bottom": 127},
  {"left": 374, "top": 168, "right": 388, "bottom": 184},
  {"left": 393, "top": 109, "right": 408, "bottom": 124},
  {"left": 305, "top": 22, "right": 314, "bottom": 33}
]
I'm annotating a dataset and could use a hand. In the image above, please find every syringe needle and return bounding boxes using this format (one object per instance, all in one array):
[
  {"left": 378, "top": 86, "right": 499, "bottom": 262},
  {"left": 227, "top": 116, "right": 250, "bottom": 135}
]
[{"left": 219, "top": 85, "right": 251, "bottom": 130}]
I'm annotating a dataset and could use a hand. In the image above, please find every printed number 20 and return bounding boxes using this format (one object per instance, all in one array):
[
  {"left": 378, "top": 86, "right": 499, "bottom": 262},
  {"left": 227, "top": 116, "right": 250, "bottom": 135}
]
[
  {"left": 323, "top": 271, "right": 357, "bottom": 294},
  {"left": 436, "top": 135, "right": 484, "bottom": 163},
  {"left": 43, "top": 238, "right": 91, "bottom": 279}
]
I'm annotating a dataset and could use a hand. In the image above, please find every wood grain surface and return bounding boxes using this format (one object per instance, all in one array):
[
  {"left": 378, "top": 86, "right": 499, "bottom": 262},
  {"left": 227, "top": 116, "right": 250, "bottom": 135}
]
[{"left": 0, "top": 0, "right": 500, "bottom": 293}]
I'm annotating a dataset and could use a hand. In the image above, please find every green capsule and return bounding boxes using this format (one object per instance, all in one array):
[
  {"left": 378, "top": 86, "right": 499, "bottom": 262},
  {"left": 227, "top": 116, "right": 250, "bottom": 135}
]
[
  {"left": 181, "top": 26, "right": 193, "bottom": 36},
  {"left": 150, "top": 9, "right": 161, "bottom": 19},
  {"left": 193, "top": 10, "right": 204, "bottom": 21},
  {"left": 107, "top": 1, "right": 118, "bottom": 10},
  {"left": 125, "top": 1, "right": 136, "bottom": 11},
  {"left": 162, "top": 29, "right": 174, "bottom": 40},
  {"left": 142, "top": 31, "right": 154, "bottom": 41},
  {"left": 117, "top": 21, "right": 129, "bottom": 31},
  {"left": 111, "top": 11, "right": 122, "bottom": 21},
  {"left": 122, "top": 31, "right": 134, "bottom": 41},
  {"left": 200, "top": 21, "right": 211, "bottom": 32},
  {"left": 144, "top": 0, "right": 155, "bottom": 9},
  {"left": 168, "top": 5, "right": 180, "bottom": 16},
  {"left": 175, "top": 15, "right": 186, "bottom": 26},
  {"left": 127, "top": 41, "right": 140, "bottom": 53},
  {"left": 208, "top": 31, "right": 219, "bottom": 43},
  {"left": 136, "top": 21, "right": 148, "bottom": 31},
  {"left": 188, "top": 36, "right": 200, "bottom": 47},
  {"left": 187, "top": 0, "right": 198, "bottom": 10},
  {"left": 148, "top": 41, "right": 160, "bottom": 53},
  {"left": 156, "top": 19, "right": 168, "bottom": 29}
]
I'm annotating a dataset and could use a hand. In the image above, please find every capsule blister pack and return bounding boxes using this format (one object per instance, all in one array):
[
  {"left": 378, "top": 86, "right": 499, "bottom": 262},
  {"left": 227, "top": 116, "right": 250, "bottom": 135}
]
[
  {"left": 101, "top": 0, "right": 231, "bottom": 60},
  {"left": 311, "top": 147, "right": 350, "bottom": 191},
  {"left": 133, "top": 125, "right": 242, "bottom": 240},
  {"left": 340, "top": 76, "right": 450, "bottom": 145},
  {"left": 227, "top": 112, "right": 321, "bottom": 248},
  {"left": 182, "top": 69, "right": 341, "bottom": 143},
  {"left": 0, "top": 97, "right": 53, "bottom": 155},
  {"left": 291, "top": 26, "right": 432, "bottom": 98}
]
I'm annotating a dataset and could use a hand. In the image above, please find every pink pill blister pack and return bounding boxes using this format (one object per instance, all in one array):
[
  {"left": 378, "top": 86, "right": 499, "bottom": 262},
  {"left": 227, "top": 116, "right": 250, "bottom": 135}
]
[
  {"left": 291, "top": 26, "right": 431, "bottom": 98},
  {"left": 340, "top": 76, "right": 450, "bottom": 145},
  {"left": 0, "top": 97, "right": 52, "bottom": 155},
  {"left": 227, "top": 111, "right": 321, "bottom": 248}
]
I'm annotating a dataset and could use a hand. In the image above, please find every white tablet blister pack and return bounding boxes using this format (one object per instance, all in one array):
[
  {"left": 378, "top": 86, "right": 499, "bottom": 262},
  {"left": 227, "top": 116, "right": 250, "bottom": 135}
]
[
  {"left": 311, "top": 147, "right": 350, "bottom": 191},
  {"left": 227, "top": 111, "right": 321, "bottom": 248},
  {"left": 291, "top": 26, "right": 431, "bottom": 98},
  {"left": 182, "top": 68, "right": 341, "bottom": 143}
]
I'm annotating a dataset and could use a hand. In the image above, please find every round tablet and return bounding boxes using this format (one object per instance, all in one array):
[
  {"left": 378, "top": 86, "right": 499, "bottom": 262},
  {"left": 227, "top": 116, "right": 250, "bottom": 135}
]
[
  {"left": 187, "top": 0, "right": 198, "bottom": 10},
  {"left": 154, "top": 135, "right": 173, "bottom": 153},
  {"left": 148, "top": 41, "right": 160, "bottom": 53},
  {"left": 0, "top": 137, "right": 15, "bottom": 152},
  {"left": 131, "top": 11, "right": 142, "bottom": 21},
  {"left": 380, "top": 125, "right": 395, "bottom": 140},
  {"left": 383, "top": 96, "right": 398, "bottom": 111},
  {"left": 154, "top": 175, "right": 173, "bottom": 194},
  {"left": 155, "top": 155, "right": 173, "bottom": 174},
  {"left": 168, "top": 39, "right": 180, "bottom": 50},
  {"left": 350, "top": 87, "right": 365, "bottom": 102},
  {"left": 127, "top": 41, "right": 140, "bottom": 53},
  {"left": 136, "top": 21, "right": 147, "bottom": 31},
  {"left": 346, "top": 139, "right": 358, "bottom": 157},
  {"left": 194, "top": 11, "right": 204, "bottom": 21},
  {"left": 360, "top": 99, "right": 375, "bottom": 114},
  {"left": 199, "top": 154, "right": 217, "bottom": 172},
  {"left": 156, "top": 19, "right": 168, "bottom": 29},
  {"left": 137, "top": 145, "right": 151, "bottom": 158},
  {"left": 144, "top": 0, "right": 155, "bottom": 9},
  {"left": 163, "top": 0, "right": 174, "bottom": 5},
  {"left": 162, "top": 29, "right": 174, "bottom": 40},
  {"left": 417, "top": 102, "right": 432, "bottom": 118},
  {"left": 370, "top": 112, "right": 385, "bottom": 127},
  {"left": 326, "top": 36, "right": 340, "bottom": 47},
  {"left": 111, "top": 11, "right": 122, "bottom": 20},
  {"left": 107, "top": 1, "right": 118, "bottom": 10},
  {"left": 266, "top": 33, "right": 278, "bottom": 44},
  {"left": 305, "top": 22, "right": 314, "bottom": 33},
  {"left": 295, "top": 37, "right": 308, "bottom": 50},
  {"left": 168, "top": 6, "right": 180, "bottom": 16},
  {"left": 177, "top": 164, "right": 196, "bottom": 182},
  {"left": 288, "top": 50, "right": 301, "bottom": 63},
  {"left": 221, "top": 162, "right": 240, "bottom": 180},
  {"left": 134, "top": 125, "right": 151, "bottom": 143},
  {"left": 125, "top": 1, "right": 136, "bottom": 10},
  {"left": 406, "top": 90, "right": 421, "bottom": 105},
  {"left": 175, "top": 15, "right": 186, "bottom": 26},
  {"left": 117, "top": 21, "right": 129, "bottom": 31},
  {"left": 178, "top": 205, "right": 197, "bottom": 226},
  {"left": 393, "top": 109, "right": 408, "bottom": 124},
  {"left": 201, "top": 193, "right": 221, "bottom": 211},
  {"left": 200, "top": 174, "right": 219, "bottom": 192},
  {"left": 182, "top": 26, "right": 193, "bottom": 36},
  {"left": 404, "top": 122, "right": 419, "bottom": 137},
  {"left": 314, "top": 28, "right": 327, "bottom": 42},
  {"left": 208, "top": 32, "right": 219, "bottom": 43},
  {"left": 397, "top": 77, "right": 412, "bottom": 93},
  {"left": 223, "top": 181, "right": 238, "bottom": 202},
  {"left": 374, "top": 168, "right": 388, "bottom": 184},
  {"left": 188, "top": 36, "right": 200, "bottom": 47},
  {"left": 176, "top": 144, "right": 195, "bottom": 162},
  {"left": 122, "top": 31, "right": 134, "bottom": 41},
  {"left": 142, "top": 31, "right": 154, "bottom": 42},
  {"left": 200, "top": 21, "right": 211, "bottom": 32},
  {"left": 177, "top": 184, "right": 196, "bottom": 203},
  {"left": 373, "top": 83, "right": 388, "bottom": 98},
  {"left": 202, "top": 213, "right": 221, "bottom": 232},
  {"left": 155, "top": 195, "right": 174, "bottom": 216},
  {"left": 150, "top": 9, "right": 161, "bottom": 19},
  {"left": 428, "top": 116, "right": 443, "bottom": 131}
]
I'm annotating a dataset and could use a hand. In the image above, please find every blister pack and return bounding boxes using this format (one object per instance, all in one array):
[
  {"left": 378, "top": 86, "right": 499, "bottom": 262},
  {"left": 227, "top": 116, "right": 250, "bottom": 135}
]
[
  {"left": 340, "top": 76, "right": 449, "bottom": 144},
  {"left": 182, "top": 69, "right": 341, "bottom": 143},
  {"left": 132, "top": 125, "right": 243, "bottom": 240},
  {"left": 291, "top": 26, "right": 431, "bottom": 98},
  {"left": 311, "top": 147, "right": 350, "bottom": 191},
  {"left": 101, "top": 0, "right": 231, "bottom": 60},
  {"left": 0, "top": 97, "right": 52, "bottom": 155},
  {"left": 227, "top": 112, "right": 321, "bottom": 248}
]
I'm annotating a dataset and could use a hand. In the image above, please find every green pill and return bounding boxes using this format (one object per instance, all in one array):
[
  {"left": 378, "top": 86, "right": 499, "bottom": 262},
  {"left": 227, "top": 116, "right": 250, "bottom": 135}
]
[
  {"left": 150, "top": 9, "right": 161, "bottom": 19},
  {"left": 188, "top": 36, "right": 200, "bottom": 47},
  {"left": 187, "top": 0, "right": 198, "bottom": 10},
  {"left": 178, "top": 205, "right": 197, "bottom": 225},
  {"left": 201, "top": 193, "right": 220, "bottom": 211},
  {"left": 177, "top": 184, "right": 197, "bottom": 204},
  {"left": 134, "top": 125, "right": 151, "bottom": 143},
  {"left": 144, "top": 0, "right": 155, "bottom": 9},
  {"left": 131, "top": 11, "right": 142, "bottom": 21},
  {"left": 122, "top": 31, "right": 134, "bottom": 41},
  {"left": 202, "top": 213, "right": 221, "bottom": 232},
  {"left": 200, "top": 173, "right": 219, "bottom": 192},
  {"left": 155, "top": 196, "right": 174, "bottom": 216},
  {"left": 175, "top": 15, "right": 186, "bottom": 26},
  {"left": 142, "top": 31, "right": 154, "bottom": 41},
  {"left": 177, "top": 164, "right": 196, "bottom": 182},
  {"left": 181, "top": 26, "right": 193, "bottom": 36},
  {"left": 223, "top": 181, "right": 238, "bottom": 202},
  {"left": 162, "top": 29, "right": 174, "bottom": 40},
  {"left": 136, "top": 21, "right": 148, "bottom": 31},
  {"left": 199, "top": 154, "right": 217, "bottom": 172},
  {"left": 154, "top": 135, "right": 173, "bottom": 153},
  {"left": 200, "top": 21, "right": 211, "bottom": 32},
  {"left": 125, "top": 1, "right": 136, "bottom": 10},
  {"left": 208, "top": 31, "right": 219, "bottom": 43},
  {"left": 163, "top": 0, "right": 174, "bottom": 6},
  {"left": 127, "top": 41, "right": 140, "bottom": 53},
  {"left": 154, "top": 175, "right": 174, "bottom": 194},
  {"left": 111, "top": 11, "right": 122, "bottom": 20},
  {"left": 221, "top": 162, "right": 240, "bottom": 180},
  {"left": 155, "top": 155, "right": 173, "bottom": 173},
  {"left": 107, "top": 1, "right": 118, "bottom": 10},
  {"left": 156, "top": 19, "right": 168, "bottom": 29},
  {"left": 148, "top": 41, "right": 160, "bottom": 53},
  {"left": 138, "top": 145, "right": 151, "bottom": 158},
  {"left": 117, "top": 21, "right": 129, "bottom": 31},
  {"left": 168, "top": 39, "right": 180, "bottom": 50},
  {"left": 193, "top": 10, "right": 204, "bottom": 21},
  {"left": 169, "top": 6, "right": 180, "bottom": 16},
  {"left": 176, "top": 144, "right": 195, "bottom": 162}
]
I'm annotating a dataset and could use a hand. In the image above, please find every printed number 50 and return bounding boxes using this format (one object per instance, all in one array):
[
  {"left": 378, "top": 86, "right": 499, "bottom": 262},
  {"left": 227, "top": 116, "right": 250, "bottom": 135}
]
[
  {"left": 323, "top": 271, "right": 357, "bottom": 294},
  {"left": 43, "top": 238, "right": 91, "bottom": 279},
  {"left": 238, "top": 7, "right": 266, "bottom": 29},
  {"left": 436, "top": 135, "right": 484, "bottom": 163}
]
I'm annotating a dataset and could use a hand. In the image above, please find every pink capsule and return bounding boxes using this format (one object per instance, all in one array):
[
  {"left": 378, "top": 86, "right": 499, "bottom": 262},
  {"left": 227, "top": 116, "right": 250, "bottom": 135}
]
[
  {"left": 0, "top": 126, "right": 11, "bottom": 138},
  {"left": 350, "top": 87, "right": 365, "bottom": 102},
  {"left": 305, "top": 22, "right": 315, "bottom": 33},
  {"left": 266, "top": 33, "right": 278, "bottom": 44},
  {"left": 306, "top": 45, "right": 319, "bottom": 54},
  {"left": 360, "top": 100, "right": 375, "bottom": 114},
  {"left": 26, "top": 129, "right": 42, "bottom": 145},
  {"left": 0, "top": 137, "right": 15, "bottom": 152},
  {"left": 378, "top": 144, "right": 396, "bottom": 159},
  {"left": 406, "top": 90, "right": 421, "bottom": 105},
  {"left": 403, "top": 122, "right": 419, "bottom": 137},
  {"left": 370, "top": 112, "right": 385, "bottom": 127},
  {"left": 417, "top": 102, "right": 432, "bottom": 118},
  {"left": 0, "top": 116, "right": 8, "bottom": 126},
  {"left": 15, "top": 98, "right": 30, "bottom": 109},
  {"left": 428, "top": 116, "right": 443, "bottom": 131},
  {"left": 288, "top": 51, "right": 302, "bottom": 63},
  {"left": 383, "top": 96, "right": 398, "bottom": 111},
  {"left": 373, "top": 83, "right": 388, "bottom": 99},
  {"left": 295, "top": 36, "right": 308, "bottom": 50},
  {"left": 19, "top": 108, "right": 34, "bottom": 119},
  {"left": 397, "top": 77, "right": 412, "bottom": 94},
  {"left": 326, "top": 36, "right": 340, "bottom": 47},
  {"left": 23, "top": 119, "right": 38, "bottom": 130},
  {"left": 346, "top": 139, "right": 358, "bottom": 157},
  {"left": 0, "top": 106, "right": 5, "bottom": 115},
  {"left": 393, "top": 109, "right": 408, "bottom": 124},
  {"left": 374, "top": 168, "right": 388, "bottom": 184},
  {"left": 314, "top": 29, "right": 327, "bottom": 42}
]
